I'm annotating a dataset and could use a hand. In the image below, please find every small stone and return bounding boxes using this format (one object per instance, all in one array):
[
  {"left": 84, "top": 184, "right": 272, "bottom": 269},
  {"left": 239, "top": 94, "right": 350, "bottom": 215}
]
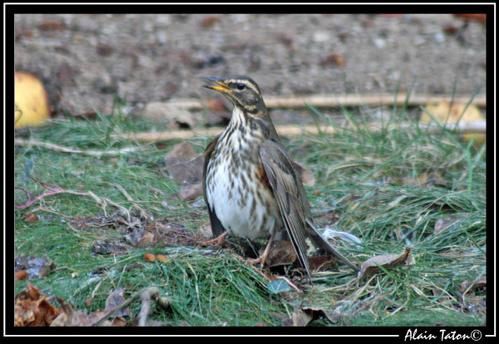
[{"left": 313, "top": 31, "right": 330, "bottom": 43}]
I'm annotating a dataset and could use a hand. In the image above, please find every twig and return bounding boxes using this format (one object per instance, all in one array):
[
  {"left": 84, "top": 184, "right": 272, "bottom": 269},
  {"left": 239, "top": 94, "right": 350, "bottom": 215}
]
[
  {"left": 137, "top": 287, "right": 161, "bottom": 326},
  {"left": 15, "top": 185, "right": 65, "bottom": 209},
  {"left": 92, "top": 286, "right": 169, "bottom": 327},
  {"left": 109, "top": 183, "right": 151, "bottom": 220},
  {"left": 91, "top": 287, "right": 154, "bottom": 326},
  {"left": 113, "top": 121, "right": 486, "bottom": 142},
  {"left": 161, "top": 93, "right": 486, "bottom": 110},
  {"left": 14, "top": 138, "right": 143, "bottom": 157},
  {"left": 15, "top": 182, "right": 131, "bottom": 220}
]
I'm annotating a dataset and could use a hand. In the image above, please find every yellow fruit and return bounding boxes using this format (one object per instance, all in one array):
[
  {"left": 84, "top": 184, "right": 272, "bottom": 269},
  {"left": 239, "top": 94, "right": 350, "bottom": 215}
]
[
  {"left": 421, "top": 101, "right": 485, "bottom": 145},
  {"left": 15, "top": 71, "right": 50, "bottom": 128}
]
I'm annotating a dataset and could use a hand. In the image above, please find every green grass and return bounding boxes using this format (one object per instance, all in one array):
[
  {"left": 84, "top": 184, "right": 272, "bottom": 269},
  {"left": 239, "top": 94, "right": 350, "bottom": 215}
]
[{"left": 14, "top": 104, "right": 486, "bottom": 326}]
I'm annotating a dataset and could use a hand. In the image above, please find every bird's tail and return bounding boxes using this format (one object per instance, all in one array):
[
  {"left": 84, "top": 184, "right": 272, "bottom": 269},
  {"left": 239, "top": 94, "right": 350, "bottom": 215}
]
[{"left": 306, "top": 219, "right": 359, "bottom": 272}]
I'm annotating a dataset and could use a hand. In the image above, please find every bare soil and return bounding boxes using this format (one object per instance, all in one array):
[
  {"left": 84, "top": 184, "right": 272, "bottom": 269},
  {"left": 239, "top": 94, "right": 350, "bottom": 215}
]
[{"left": 14, "top": 14, "right": 486, "bottom": 117}]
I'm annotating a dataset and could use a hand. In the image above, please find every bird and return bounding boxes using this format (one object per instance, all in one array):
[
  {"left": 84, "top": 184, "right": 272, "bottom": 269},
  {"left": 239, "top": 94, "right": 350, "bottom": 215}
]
[{"left": 201, "top": 76, "right": 358, "bottom": 279}]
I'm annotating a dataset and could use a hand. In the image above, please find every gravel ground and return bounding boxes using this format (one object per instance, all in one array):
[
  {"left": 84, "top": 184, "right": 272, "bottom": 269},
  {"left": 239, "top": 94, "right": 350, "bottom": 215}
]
[{"left": 14, "top": 13, "right": 486, "bottom": 118}]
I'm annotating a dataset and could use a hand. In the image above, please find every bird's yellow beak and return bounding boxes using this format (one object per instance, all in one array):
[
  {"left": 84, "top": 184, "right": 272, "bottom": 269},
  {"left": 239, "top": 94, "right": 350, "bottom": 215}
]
[{"left": 201, "top": 76, "right": 230, "bottom": 94}]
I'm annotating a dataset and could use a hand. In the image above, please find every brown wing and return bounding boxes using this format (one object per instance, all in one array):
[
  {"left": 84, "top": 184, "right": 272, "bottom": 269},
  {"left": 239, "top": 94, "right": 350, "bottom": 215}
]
[
  {"left": 259, "top": 140, "right": 312, "bottom": 278},
  {"left": 203, "top": 135, "right": 226, "bottom": 237}
]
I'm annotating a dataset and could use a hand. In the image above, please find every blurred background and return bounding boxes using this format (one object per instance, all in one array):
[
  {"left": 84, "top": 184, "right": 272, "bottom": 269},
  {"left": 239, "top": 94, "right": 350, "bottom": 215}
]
[{"left": 14, "top": 13, "right": 486, "bottom": 122}]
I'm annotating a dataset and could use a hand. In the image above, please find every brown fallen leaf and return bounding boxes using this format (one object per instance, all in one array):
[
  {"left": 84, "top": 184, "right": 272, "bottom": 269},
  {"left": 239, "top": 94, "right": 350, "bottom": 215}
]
[
  {"left": 141, "top": 102, "right": 196, "bottom": 128},
  {"left": 320, "top": 53, "right": 346, "bottom": 67},
  {"left": 286, "top": 306, "right": 337, "bottom": 326},
  {"left": 309, "top": 255, "right": 337, "bottom": 271},
  {"left": 111, "top": 317, "right": 128, "bottom": 327},
  {"left": 453, "top": 14, "right": 486, "bottom": 24},
  {"left": 15, "top": 256, "right": 56, "bottom": 279},
  {"left": 15, "top": 284, "right": 61, "bottom": 326},
  {"left": 50, "top": 298, "right": 110, "bottom": 327},
  {"left": 37, "top": 19, "right": 66, "bottom": 31},
  {"left": 164, "top": 142, "right": 205, "bottom": 200},
  {"left": 291, "top": 309, "right": 313, "bottom": 326},
  {"left": 105, "top": 288, "right": 129, "bottom": 318},
  {"left": 136, "top": 231, "right": 155, "bottom": 248},
  {"left": 266, "top": 240, "right": 298, "bottom": 267},
  {"left": 24, "top": 213, "right": 39, "bottom": 223},
  {"left": 15, "top": 270, "right": 28, "bottom": 280},
  {"left": 199, "top": 15, "right": 221, "bottom": 28},
  {"left": 150, "top": 221, "right": 197, "bottom": 246},
  {"left": 358, "top": 247, "right": 414, "bottom": 279}
]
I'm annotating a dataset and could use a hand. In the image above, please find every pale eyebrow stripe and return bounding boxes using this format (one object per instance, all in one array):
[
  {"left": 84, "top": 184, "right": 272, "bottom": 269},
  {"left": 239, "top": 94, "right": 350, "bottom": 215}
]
[{"left": 237, "top": 79, "right": 260, "bottom": 94}]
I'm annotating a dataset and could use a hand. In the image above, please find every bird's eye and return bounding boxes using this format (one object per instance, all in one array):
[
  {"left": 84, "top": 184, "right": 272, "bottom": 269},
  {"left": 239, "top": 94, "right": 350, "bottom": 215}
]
[{"left": 236, "top": 83, "right": 246, "bottom": 90}]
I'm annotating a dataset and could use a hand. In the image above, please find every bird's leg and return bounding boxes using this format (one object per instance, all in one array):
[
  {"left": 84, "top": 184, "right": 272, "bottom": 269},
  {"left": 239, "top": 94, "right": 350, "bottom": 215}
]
[
  {"left": 199, "top": 231, "right": 228, "bottom": 247},
  {"left": 247, "top": 231, "right": 276, "bottom": 267}
]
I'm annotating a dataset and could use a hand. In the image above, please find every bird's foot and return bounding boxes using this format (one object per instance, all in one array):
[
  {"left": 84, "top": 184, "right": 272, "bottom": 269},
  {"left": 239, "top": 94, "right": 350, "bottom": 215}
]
[
  {"left": 199, "top": 232, "right": 228, "bottom": 247},
  {"left": 246, "top": 256, "right": 264, "bottom": 266},
  {"left": 246, "top": 241, "right": 272, "bottom": 267}
]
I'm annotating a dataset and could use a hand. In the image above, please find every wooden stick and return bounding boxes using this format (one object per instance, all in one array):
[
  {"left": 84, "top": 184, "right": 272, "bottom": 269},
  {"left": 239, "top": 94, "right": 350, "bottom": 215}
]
[
  {"left": 165, "top": 94, "right": 486, "bottom": 111},
  {"left": 14, "top": 138, "right": 143, "bottom": 157},
  {"left": 113, "top": 121, "right": 486, "bottom": 142}
]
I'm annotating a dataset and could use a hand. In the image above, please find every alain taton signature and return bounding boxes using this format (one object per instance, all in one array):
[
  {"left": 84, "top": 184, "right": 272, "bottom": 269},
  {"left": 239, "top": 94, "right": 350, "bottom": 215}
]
[{"left": 404, "top": 329, "right": 483, "bottom": 342}]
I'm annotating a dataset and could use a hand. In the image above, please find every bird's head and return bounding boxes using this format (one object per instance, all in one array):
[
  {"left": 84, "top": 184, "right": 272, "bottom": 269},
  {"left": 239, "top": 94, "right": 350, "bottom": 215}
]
[{"left": 201, "top": 76, "right": 266, "bottom": 115}]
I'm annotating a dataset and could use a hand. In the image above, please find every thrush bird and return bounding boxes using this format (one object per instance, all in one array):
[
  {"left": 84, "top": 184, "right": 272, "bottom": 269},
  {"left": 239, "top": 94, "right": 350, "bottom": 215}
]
[{"left": 201, "top": 76, "right": 358, "bottom": 278}]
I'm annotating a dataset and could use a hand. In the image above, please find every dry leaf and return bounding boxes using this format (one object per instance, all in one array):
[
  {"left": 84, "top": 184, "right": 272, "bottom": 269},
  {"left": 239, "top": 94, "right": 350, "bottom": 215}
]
[
  {"left": 105, "top": 288, "right": 129, "bottom": 318},
  {"left": 358, "top": 247, "right": 414, "bottom": 279},
  {"left": 142, "top": 102, "right": 196, "bottom": 128},
  {"left": 136, "top": 231, "right": 155, "bottom": 247},
  {"left": 24, "top": 213, "right": 39, "bottom": 223},
  {"left": 15, "top": 284, "right": 61, "bottom": 326},
  {"left": 164, "top": 142, "right": 204, "bottom": 199},
  {"left": 309, "top": 255, "right": 337, "bottom": 271},
  {"left": 289, "top": 306, "right": 338, "bottom": 326},
  {"left": 151, "top": 221, "right": 197, "bottom": 246},
  {"left": 199, "top": 15, "right": 221, "bottom": 28},
  {"left": 320, "top": 53, "right": 346, "bottom": 67},
  {"left": 453, "top": 14, "right": 486, "bottom": 24},
  {"left": 50, "top": 298, "right": 109, "bottom": 327},
  {"left": 37, "top": 19, "right": 66, "bottom": 31},
  {"left": 15, "top": 71, "right": 51, "bottom": 128},
  {"left": 266, "top": 240, "right": 298, "bottom": 267},
  {"left": 291, "top": 309, "right": 313, "bottom": 326},
  {"left": 15, "top": 256, "right": 56, "bottom": 279},
  {"left": 111, "top": 317, "right": 128, "bottom": 326},
  {"left": 16, "top": 270, "right": 28, "bottom": 280}
]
